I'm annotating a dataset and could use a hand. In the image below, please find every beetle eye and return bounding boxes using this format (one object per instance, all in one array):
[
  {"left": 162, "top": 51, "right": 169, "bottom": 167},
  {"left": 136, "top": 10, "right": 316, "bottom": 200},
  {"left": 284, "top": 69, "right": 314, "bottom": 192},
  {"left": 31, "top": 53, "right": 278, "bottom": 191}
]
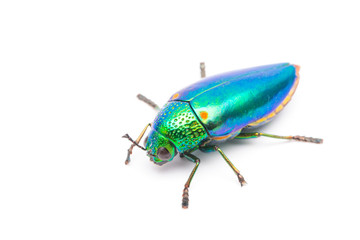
[{"left": 157, "top": 147, "right": 171, "bottom": 161}]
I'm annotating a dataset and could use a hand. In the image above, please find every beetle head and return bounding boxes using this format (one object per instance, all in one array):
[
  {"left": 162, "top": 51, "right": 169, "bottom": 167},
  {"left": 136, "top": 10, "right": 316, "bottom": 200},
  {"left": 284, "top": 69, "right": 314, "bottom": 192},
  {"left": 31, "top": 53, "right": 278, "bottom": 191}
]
[{"left": 145, "top": 128, "right": 177, "bottom": 165}]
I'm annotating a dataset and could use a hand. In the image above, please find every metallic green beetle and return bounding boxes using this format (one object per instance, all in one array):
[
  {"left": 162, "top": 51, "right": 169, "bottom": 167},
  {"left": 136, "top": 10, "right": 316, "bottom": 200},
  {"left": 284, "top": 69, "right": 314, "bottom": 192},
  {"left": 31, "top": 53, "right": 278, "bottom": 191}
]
[{"left": 124, "top": 62, "right": 323, "bottom": 208}]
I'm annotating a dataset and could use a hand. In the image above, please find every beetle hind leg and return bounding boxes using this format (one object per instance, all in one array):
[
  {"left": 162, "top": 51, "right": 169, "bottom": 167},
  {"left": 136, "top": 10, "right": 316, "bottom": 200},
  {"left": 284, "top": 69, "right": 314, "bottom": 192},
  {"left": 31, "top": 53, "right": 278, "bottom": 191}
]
[{"left": 235, "top": 132, "right": 323, "bottom": 144}]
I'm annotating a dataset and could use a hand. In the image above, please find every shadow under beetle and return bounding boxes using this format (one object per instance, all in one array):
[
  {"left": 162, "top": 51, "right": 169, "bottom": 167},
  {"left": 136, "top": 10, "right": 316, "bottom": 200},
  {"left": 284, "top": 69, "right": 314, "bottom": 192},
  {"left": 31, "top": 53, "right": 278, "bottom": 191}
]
[{"left": 123, "top": 62, "right": 323, "bottom": 209}]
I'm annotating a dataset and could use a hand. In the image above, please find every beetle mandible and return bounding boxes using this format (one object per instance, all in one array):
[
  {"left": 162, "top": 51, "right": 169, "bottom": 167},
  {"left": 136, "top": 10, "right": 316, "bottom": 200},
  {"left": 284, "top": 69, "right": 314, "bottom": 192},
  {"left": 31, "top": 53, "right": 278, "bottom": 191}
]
[{"left": 123, "top": 62, "right": 323, "bottom": 209}]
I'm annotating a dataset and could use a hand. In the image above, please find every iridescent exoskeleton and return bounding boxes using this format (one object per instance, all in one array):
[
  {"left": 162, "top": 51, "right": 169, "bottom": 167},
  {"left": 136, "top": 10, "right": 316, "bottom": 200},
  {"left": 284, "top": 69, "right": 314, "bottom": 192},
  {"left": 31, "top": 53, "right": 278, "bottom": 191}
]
[{"left": 124, "top": 63, "right": 323, "bottom": 208}]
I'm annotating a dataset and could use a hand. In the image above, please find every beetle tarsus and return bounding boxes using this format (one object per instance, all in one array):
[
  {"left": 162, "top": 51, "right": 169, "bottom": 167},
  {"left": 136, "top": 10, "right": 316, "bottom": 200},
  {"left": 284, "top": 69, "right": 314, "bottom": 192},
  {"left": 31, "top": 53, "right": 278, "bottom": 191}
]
[
  {"left": 293, "top": 135, "right": 323, "bottom": 144},
  {"left": 237, "top": 174, "right": 247, "bottom": 187},
  {"left": 125, "top": 150, "right": 131, "bottom": 165},
  {"left": 182, "top": 187, "right": 189, "bottom": 209}
]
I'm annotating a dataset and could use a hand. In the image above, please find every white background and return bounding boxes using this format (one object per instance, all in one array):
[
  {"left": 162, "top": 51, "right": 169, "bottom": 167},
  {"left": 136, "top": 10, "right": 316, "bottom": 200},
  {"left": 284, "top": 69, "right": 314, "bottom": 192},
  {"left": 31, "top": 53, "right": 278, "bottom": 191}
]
[{"left": 1, "top": 0, "right": 359, "bottom": 239}]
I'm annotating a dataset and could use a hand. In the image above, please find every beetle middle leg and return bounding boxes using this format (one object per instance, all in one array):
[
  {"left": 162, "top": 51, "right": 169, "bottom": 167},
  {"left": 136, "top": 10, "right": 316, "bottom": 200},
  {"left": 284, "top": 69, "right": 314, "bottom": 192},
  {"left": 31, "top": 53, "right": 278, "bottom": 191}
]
[
  {"left": 181, "top": 152, "right": 200, "bottom": 209},
  {"left": 137, "top": 94, "right": 160, "bottom": 111},
  {"left": 200, "top": 62, "right": 206, "bottom": 78},
  {"left": 235, "top": 132, "right": 323, "bottom": 144},
  {"left": 200, "top": 145, "right": 247, "bottom": 186}
]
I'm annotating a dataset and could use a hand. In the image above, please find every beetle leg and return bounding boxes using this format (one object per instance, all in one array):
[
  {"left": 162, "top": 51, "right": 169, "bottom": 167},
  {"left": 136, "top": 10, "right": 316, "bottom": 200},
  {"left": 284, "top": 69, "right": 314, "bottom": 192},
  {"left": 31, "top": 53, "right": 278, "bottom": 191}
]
[
  {"left": 235, "top": 132, "right": 323, "bottom": 144},
  {"left": 123, "top": 123, "right": 151, "bottom": 165},
  {"left": 182, "top": 152, "right": 200, "bottom": 209},
  {"left": 212, "top": 146, "right": 247, "bottom": 186},
  {"left": 200, "top": 62, "right": 206, "bottom": 78},
  {"left": 199, "top": 145, "right": 216, "bottom": 153},
  {"left": 199, "top": 145, "right": 247, "bottom": 186},
  {"left": 137, "top": 94, "right": 160, "bottom": 111}
]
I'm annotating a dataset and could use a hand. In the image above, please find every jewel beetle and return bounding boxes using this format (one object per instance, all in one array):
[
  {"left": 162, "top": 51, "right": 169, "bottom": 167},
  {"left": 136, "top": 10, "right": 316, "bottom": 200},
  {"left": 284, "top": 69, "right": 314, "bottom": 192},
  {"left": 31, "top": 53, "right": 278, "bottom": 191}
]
[{"left": 123, "top": 62, "right": 323, "bottom": 208}]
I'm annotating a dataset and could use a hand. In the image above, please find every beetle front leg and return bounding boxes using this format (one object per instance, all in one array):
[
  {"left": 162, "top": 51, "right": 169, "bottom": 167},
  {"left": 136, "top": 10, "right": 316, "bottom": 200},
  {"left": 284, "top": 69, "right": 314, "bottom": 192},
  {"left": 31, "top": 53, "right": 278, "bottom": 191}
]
[
  {"left": 182, "top": 152, "right": 200, "bottom": 209},
  {"left": 123, "top": 123, "right": 151, "bottom": 164}
]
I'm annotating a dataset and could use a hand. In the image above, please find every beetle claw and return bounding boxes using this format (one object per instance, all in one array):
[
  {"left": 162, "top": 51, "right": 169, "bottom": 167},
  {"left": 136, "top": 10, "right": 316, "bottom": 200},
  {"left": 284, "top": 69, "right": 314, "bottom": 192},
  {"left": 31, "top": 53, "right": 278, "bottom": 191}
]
[{"left": 237, "top": 174, "right": 247, "bottom": 187}]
